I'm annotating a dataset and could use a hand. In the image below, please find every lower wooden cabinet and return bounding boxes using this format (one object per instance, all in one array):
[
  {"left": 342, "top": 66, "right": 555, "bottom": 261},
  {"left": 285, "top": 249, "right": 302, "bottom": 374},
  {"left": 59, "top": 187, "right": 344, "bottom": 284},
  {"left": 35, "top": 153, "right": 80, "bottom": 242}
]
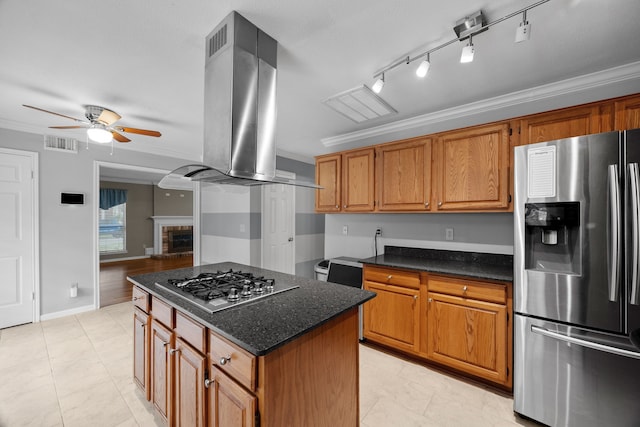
[
  {"left": 133, "top": 308, "right": 150, "bottom": 400},
  {"left": 174, "top": 338, "right": 206, "bottom": 427},
  {"left": 151, "top": 319, "right": 173, "bottom": 423},
  {"left": 207, "top": 366, "right": 257, "bottom": 427}
]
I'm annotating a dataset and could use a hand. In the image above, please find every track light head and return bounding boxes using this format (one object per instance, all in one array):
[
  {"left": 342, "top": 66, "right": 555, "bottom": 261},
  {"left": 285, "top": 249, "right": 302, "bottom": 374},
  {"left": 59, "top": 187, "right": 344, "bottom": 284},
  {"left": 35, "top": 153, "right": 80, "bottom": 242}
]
[
  {"left": 372, "top": 74, "right": 385, "bottom": 93},
  {"left": 515, "top": 11, "right": 531, "bottom": 43},
  {"left": 416, "top": 55, "right": 431, "bottom": 78},
  {"left": 460, "top": 36, "right": 475, "bottom": 63}
]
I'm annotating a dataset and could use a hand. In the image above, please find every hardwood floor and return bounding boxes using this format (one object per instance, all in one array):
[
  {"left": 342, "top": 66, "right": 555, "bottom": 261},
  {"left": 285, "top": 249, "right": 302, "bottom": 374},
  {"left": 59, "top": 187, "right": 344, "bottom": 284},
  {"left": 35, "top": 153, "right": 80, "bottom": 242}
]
[{"left": 100, "top": 255, "right": 193, "bottom": 307}]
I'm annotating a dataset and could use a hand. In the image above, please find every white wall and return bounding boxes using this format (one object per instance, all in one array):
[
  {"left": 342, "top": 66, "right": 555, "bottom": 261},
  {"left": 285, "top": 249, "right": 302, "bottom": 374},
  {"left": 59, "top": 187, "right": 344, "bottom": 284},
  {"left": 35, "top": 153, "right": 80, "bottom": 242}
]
[{"left": 0, "top": 128, "right": 196, "bottom": 317}]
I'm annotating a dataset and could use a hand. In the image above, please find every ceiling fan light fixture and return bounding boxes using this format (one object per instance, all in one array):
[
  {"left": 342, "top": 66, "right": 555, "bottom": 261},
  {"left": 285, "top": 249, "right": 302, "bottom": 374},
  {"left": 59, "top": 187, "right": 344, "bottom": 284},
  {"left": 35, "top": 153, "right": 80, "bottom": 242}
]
[{"left": 87, "top": 123, "right": 112, "bottom": 143}]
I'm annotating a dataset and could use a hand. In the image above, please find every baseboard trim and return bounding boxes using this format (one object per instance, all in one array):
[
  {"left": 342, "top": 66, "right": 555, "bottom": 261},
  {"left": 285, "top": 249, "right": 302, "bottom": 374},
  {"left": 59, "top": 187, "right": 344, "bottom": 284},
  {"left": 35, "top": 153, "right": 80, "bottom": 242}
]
[
  {"left": 100, "top": 255, "right": 150, "bottom": 263},
  {"left": 40, "top": 304, "right": 96, "bottom": 321}
]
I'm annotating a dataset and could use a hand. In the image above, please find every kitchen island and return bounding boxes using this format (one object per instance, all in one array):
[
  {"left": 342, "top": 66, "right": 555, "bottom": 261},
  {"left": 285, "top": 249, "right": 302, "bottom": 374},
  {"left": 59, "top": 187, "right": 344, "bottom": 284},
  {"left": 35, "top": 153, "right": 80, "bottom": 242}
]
[{"left": 128, "top": 262, "right": 375, "bottom": 427}]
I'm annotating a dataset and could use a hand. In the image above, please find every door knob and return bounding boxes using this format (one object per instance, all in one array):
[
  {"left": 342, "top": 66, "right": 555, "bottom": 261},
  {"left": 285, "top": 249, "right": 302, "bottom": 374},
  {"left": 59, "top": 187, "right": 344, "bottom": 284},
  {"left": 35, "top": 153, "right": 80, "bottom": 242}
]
[{"left": 288, "top": 237, "right": 294, "bottom": 242}]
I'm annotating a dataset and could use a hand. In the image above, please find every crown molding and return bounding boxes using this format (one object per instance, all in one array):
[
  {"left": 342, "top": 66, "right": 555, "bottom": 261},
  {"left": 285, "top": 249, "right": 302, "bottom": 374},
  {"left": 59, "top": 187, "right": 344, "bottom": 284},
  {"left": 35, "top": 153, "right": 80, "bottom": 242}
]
[{"left": 321, "top": 60, "right": 640, "bottom": 147}]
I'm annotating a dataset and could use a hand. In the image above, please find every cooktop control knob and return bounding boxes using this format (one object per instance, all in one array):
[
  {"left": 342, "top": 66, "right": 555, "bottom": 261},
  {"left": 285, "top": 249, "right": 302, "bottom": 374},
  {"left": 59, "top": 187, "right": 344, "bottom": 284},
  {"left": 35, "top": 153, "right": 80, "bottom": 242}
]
[
  {"left": 240, "top": 284, "right": 252, "bottom": 298},
  {"left": 227, "top": 288, "right": 240, "bottom": 301},
  {"left": 254, "top": 282, "right": 265, "bottom": 293},
  {"left": 265, "top": 279, "right": 275, "bottom": 291}
]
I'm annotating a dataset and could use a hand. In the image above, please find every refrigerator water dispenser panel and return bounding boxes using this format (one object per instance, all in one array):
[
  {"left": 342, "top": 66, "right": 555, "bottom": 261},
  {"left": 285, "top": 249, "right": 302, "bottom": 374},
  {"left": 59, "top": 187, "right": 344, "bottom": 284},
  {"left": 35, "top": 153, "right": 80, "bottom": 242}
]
[{"left": 524, "top": 202, "right": 581, "bottom": 274}]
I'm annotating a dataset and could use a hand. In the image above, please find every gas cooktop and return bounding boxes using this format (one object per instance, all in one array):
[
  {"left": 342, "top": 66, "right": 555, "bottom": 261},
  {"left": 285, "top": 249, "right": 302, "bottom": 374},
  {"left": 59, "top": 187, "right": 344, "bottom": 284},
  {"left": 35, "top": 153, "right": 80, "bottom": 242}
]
[{"left": 155, "top": 270, "right": 298, "bottom": 313}]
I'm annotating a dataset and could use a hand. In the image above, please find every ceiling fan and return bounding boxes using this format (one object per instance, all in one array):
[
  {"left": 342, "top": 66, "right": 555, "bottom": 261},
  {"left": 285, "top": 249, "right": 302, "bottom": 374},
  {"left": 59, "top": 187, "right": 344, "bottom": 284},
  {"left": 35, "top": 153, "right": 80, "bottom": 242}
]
[{"left": 23, "top": 104, "right": 161, "bottom": 143}]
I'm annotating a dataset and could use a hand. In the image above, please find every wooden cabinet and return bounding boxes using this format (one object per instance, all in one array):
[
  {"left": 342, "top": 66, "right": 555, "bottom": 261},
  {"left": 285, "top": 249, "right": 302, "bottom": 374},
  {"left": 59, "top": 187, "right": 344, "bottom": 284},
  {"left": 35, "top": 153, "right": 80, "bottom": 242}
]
[
  {"left": 174, "top": 338, "right": 206, "bottom": 427},
  {"left": 363, "top": 266, "right": 421, "bottom": 354},
  {"left": 315, "top": 154, "right": 341, "bottom": 212},
  {"left": 426, "top": 275, "right": 512, "bottom": 388},
  {"left": 315, "top": 148, "right": 375, "bottom": 212},
  {"left": 207, "top": 366, "right": 257, "bottom": 427},
  {"left": 133, "top": 307, "right": 150, "bottom": 400},
  {"left": 615, "top": 94, "right": 640, "bottom": 130},
  {"left": 151, "top": 318, "right": 173, "bottom": 424},
  {"left": 434, "top": 123, "right": 511, "bottom": 211},
  {"left": 377, "top": 137, "right": 432, "bottom": 211},
  {"left": 519, "top": 104, "right": 613, "bottom": 145}
]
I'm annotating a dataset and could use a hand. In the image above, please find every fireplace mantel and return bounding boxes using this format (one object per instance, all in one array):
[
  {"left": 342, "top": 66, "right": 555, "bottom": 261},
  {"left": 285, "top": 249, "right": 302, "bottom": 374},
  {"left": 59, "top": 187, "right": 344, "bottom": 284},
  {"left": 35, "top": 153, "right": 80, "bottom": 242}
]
[{"left": 151, "top": 216, "right": 193, "bottom": 255}]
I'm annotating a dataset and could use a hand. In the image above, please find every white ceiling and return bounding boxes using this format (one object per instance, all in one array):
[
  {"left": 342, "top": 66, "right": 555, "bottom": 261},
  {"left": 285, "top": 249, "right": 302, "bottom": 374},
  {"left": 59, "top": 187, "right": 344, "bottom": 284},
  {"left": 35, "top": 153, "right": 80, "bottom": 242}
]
[{"left": 1, "top": 0, "right": 640, "bottom": 164}]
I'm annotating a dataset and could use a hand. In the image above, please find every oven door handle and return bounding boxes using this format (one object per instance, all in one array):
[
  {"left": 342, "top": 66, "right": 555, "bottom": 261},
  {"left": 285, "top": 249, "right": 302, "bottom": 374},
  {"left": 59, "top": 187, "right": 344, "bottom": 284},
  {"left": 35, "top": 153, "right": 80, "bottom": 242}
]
[
  {"left": 608, "top": 164, "right": 621, "bottom": 302},
  {"left": 629, "top": 163, "right": 640, "bottom": 306},
  {"left": 531, "top": 325, "right": 640, "bottom": 360}
]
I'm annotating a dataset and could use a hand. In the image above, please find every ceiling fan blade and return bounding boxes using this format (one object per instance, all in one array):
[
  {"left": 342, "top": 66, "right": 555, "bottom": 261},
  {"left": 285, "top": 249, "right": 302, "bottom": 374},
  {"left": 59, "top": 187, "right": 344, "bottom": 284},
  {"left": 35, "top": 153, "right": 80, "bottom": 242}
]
[
  {"left": 49, "top": 125, "right": 86, "bottom": 129},
  {"left": 115, "top": 126, "right": 161, "bottom": 137},
  {"left": 22, "top": 104, "right": 86, "bottom": 123},
  {"left": 111, "top": 131, "right": 131, "bottom": 143},
  {"left": 97, "top": 109, "right": 121, "bottom": 126}
]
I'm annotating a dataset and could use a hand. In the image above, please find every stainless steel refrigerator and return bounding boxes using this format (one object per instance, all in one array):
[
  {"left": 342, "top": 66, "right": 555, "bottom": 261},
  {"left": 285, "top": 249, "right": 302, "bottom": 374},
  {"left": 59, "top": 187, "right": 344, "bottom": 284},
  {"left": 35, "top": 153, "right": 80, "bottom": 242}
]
[{"left": 514, "top": 129, "right": 640, "bottom": 427}]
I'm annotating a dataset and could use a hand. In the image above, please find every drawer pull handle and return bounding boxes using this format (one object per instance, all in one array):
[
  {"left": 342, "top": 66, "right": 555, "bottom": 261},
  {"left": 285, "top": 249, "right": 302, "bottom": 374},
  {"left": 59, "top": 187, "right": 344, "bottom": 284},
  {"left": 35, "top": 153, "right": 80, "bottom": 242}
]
[
  {"left": 219, "top": 355, "right": 231, "bottom": 365},
  {"left": 169, "top": 348, "right": 180, "bottom": 355},
  {"left": 204, "top": 378, "right": 214, "bottom": 388},
  {"left": 462, "top": 286, "right": 468, "bottom": 292}
]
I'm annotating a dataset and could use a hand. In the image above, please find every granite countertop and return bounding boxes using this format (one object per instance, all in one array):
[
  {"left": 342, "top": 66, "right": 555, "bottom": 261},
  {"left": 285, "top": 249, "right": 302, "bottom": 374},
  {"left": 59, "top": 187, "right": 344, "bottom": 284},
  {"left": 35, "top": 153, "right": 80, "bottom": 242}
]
[
  {"left": 128, "top": 262, "right": 375, "bottom": 356},
  {"left": 360, "top": 246, "right": 513, "bottom": 282}
]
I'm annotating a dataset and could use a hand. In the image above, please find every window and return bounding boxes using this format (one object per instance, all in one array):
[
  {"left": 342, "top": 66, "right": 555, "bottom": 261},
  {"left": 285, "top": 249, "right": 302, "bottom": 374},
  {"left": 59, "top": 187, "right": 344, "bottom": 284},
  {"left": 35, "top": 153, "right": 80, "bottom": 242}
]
[{"left": 99, "top": 202, "right": 126, "bottom": 253}]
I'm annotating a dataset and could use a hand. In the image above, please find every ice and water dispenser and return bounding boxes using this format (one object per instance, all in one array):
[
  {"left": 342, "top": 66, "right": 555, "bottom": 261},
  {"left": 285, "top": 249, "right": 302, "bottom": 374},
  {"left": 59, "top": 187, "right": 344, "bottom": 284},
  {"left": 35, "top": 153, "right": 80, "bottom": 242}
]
[{"left": 524, "top": 202, "right": 581, "bottom": 274}]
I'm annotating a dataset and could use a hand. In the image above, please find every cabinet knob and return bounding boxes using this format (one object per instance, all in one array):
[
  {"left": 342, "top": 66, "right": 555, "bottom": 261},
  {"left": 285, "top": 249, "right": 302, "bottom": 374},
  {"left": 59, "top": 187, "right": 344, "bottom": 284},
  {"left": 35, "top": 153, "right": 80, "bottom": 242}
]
[
  {"left": 219, "top": 355, "right": 231, "bottom": 365},
  {"left": 425, "top": 202, "right": 429, "bottom": 207},
  {"left": 335, "top": 205, "right": 339, "bottom": 208},
  {"left": 387, "top": 275, "right": 393, "bottom": 280},
  {"left": 462, "top": 286, "right": 468, "bottom": 292},
  {"left": 413, "top": 295, "right": 418, "bottom": 300},
  {"left": 428, "top": 298, "right": 433, "bottom": 302},
  {"left": 169, "top": 348, "right": 180, "bottom": 355},
  {"left": 343, "top": 205, "right": 347, "bottom": 208},
  {"left": 140, "top": 323, "right": 146, "bottom": 328},
  {"left": 204, "top": 378, "right": 214, "bottom": 388},
  {"left": 438, "top": 201, "right": 442, "bottom": 206},
  {"left": 162, "top": 341, "right": 170, "bottom": 347},
  {"left": 132, "top": 296, "right": 142, "bottom": 301}
]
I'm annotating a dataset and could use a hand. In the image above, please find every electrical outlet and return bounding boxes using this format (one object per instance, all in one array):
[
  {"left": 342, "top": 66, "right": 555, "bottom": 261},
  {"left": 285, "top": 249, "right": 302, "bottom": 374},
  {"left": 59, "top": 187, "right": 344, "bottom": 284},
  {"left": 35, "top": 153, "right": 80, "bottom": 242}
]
[
  {"left": 342, "top": 225, "right": 348, "bottom": 235},
  {"left": 445, "top": 228, "right": 454, "bottom": 241},
  {"left": 375, "top": 228, "right": 382, "bottom": 236}
]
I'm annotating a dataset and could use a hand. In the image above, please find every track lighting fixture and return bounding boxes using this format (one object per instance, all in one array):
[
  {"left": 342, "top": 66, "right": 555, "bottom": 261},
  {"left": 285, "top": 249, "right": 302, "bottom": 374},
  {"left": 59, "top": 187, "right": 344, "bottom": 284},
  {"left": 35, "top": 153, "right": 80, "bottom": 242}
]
[
  {"left": 372, "top": 73, "right": 385, "bottom": 93},
  {"left": 460, "top": 36, "right": 475, "bottom": 63},
  {"left": 416, "top": 54, "right": 431, "bottom": 78},
  {"left": 515, "top": 10, "right": 531, "bottom": 43},
  {"left": 366, "top": 0, "right": 549, "bottom": 92}
]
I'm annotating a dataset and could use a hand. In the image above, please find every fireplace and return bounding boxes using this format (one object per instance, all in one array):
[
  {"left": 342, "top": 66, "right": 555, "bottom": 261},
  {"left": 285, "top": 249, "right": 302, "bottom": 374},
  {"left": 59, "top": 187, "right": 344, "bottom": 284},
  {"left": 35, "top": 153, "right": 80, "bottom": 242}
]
[{"left": 166, "top": 226, "right": 193, "bottom": 253}]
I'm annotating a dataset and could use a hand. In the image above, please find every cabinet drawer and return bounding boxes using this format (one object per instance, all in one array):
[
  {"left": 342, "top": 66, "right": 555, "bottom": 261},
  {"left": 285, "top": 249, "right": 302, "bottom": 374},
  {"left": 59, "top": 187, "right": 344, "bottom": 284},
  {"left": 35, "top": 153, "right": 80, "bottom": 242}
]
[
  {"left": 151, "top": 297, "right": 174, "bottom": 328},
  {"left": 175, "top": 311, "right": 207, "bottom": 353},
  {"left": 428, "top": 276, "right": 506, "bottom": 304},
  {"left": 209, "top": 332, "right": 256, "bottom": 391},
  {"left": 132, "top": 286, "right": 150, "bottom": 312},
  {"left": 364, "top": 266, "right": 420, "bottom": 289}
]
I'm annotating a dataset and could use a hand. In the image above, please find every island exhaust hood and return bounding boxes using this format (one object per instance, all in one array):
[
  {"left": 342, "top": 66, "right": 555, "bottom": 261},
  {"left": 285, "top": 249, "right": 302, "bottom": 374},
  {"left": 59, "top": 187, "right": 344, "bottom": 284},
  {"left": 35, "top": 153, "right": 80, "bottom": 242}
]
[{"left": 160, "top": 12, "right": 319, "bottom": 189}]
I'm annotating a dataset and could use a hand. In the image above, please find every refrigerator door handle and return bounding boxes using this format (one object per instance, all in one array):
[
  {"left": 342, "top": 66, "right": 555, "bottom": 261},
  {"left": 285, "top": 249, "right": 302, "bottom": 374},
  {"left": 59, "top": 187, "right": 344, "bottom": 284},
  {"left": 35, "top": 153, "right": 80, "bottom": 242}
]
[
  {"left": 608, "top": 164, "right": 621, "bottom": 302},
  {"left": 532, "top": 325, "right": 640, "bottom": 359},
  {"left": 629, "top": 163, "right": 640, "bottom": 305}
]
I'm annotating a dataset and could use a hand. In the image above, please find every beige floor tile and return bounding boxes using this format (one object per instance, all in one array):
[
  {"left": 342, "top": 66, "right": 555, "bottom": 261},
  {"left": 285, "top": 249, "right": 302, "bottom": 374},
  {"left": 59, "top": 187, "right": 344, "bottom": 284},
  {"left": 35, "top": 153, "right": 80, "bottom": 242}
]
[
  {"left": 362, "top": 397, "right": 433, "bottom": 427},
  {"left": 52, "top": 358, "right": 112, "bottom": 398},
  {"left": 57, "top": 378, "right": 133, "bottom": 427},
  {"left": 0, "top": 381, "right": 63, "bottom": 427}
]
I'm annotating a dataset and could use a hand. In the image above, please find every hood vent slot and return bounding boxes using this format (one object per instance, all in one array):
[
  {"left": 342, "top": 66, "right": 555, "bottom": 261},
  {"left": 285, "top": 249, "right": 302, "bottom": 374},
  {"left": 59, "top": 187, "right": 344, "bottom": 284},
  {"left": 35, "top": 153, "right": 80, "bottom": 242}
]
[{"left": 208, "top": 24, "right": 227, "bottom": 58}]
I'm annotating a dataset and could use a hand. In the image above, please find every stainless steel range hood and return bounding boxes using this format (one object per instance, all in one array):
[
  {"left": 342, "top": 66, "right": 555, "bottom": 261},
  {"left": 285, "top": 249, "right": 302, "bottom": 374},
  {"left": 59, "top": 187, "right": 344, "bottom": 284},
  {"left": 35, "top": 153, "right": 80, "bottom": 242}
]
[{"left": 160, "top": 11, "right": 319, "bottom": 189}]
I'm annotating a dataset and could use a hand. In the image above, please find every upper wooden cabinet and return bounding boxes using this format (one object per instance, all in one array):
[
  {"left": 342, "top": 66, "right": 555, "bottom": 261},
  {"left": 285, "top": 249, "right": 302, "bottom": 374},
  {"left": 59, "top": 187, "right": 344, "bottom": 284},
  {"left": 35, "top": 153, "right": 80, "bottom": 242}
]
[
  {"left": 315, "top": 148, "right": 375, "bottom": 213},
  {"left": 519, "top": 104, "right": 613, "bottom": 145},
  {"left": 377, "top": 137, "right": 432, "bottom": 211},
  {"left": 615, "top": 94, "right": 640, "bottom": 130},
  {"left": 315, "top": 154, "right": 341, "bottom": 212},
  {"left": 434, "top": 123, "right": 511, "bottom": 211}
]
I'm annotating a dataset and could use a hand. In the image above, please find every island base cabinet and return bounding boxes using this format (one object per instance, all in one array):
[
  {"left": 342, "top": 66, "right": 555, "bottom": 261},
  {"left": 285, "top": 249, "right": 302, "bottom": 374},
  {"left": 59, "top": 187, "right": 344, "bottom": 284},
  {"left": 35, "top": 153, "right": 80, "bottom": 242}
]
[
  {"left": 151, "top": 319, "right": 173, "bottom": 424},
  {"left": 207, "top": 367, "right": 257, "bottom": 427},
  {"left": 426, "top": 292, "right": 508, "bottom": 386},
  {"left": 174, "top": 338, "right": 206, "bottom": 427},
  {"left": 133, "top": 308, "right": 150, "bottom": 401}
]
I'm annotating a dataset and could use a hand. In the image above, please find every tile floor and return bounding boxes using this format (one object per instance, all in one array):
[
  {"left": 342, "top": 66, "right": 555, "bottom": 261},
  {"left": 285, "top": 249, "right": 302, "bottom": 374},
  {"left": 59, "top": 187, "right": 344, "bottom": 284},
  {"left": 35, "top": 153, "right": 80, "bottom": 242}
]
[{"left": 0, "top": 302, "right": 539, "bottom": 427}]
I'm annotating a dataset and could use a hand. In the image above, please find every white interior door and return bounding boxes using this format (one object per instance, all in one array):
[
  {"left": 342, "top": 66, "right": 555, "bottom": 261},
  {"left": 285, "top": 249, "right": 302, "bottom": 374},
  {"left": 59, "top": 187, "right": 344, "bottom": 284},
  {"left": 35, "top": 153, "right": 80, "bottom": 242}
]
[
  {"left": 262, "top": 171, "right": 295, "bottom": 274},
  {"left": 0, "top": 149, "right": 37, "bottom": 328}
]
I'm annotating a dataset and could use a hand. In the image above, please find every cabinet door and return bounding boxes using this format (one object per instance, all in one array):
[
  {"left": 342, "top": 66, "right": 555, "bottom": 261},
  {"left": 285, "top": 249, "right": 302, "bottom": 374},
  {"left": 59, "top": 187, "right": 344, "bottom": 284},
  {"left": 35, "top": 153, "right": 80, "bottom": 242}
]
[
  {"left": 435, "top": 123, "right": 510, "bottom": 211},
  {"left": 363, "top": 280, "right": 420, "bottom": 353},
  {"left": 343, "top": 148, "right": 375, "bottom": 212},
  {"left": 519, "top": 105, "right": 609, "bottom": 145},
  {"left": 615, "top": 95, "right": 640, "bottom": 130},
  {"left": 377, "top": 138, "right": 432, "bottom": 211},
  {"left": 207, "top": 366, "right": 256, "bottom": 427},
  {"left": 133, "top": 308, "right": 150, "bottom": 400},
  {"left": 427, "top": 292, "right": 508, "bottom": 385},
  {"left": 315, "top": 154, "right": 341, "bottom": 212},
  {"left": 151, "top": 319, "right": 173, "bottom": 424},
  {"left": 174, "top": 338, "right": 206, "bottom": 427}
]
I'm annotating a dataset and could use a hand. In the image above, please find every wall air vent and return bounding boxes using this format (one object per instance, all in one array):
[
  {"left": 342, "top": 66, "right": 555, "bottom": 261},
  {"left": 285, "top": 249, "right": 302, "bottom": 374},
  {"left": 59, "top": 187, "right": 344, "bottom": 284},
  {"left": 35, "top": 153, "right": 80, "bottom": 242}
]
[
  {"left": 44, "top": 135, "right": 78, "bottom": 153},
  {"left": 208, "top": 24, "right": 227, "bottom": 58}
]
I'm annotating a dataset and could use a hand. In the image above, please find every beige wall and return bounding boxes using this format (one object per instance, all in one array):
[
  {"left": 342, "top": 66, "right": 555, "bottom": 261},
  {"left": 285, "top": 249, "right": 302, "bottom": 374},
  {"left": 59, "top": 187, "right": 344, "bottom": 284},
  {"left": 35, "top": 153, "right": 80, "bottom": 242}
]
[{"left": 153, "top": 186, "right": 193, "bottom": 216}]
